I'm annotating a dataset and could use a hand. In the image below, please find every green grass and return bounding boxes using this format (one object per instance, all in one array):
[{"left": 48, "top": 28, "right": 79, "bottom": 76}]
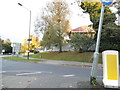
[
  {"left": 2, "top": 56, "right": 42, "bottom": 62},
  {"left": 30, "top": 51, "right": 102, "bottom": 64}
]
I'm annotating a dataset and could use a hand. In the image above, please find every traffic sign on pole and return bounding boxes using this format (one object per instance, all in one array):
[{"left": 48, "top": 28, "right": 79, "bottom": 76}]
[{"left": 101, "top": 0, "right": 114, "bottom": 6}]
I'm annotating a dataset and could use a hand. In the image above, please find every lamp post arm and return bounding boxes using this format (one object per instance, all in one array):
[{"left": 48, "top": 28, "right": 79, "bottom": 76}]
[{"left": 18, "top": 3, "right": 30, "bottom": 12}]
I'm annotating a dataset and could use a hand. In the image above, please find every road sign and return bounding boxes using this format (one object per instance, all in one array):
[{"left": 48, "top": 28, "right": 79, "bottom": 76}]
[
  {"left": 27, "top": 39, "right": 32, "bottom": 41},
  {"left": 12, "top": 43, "right": 21, "bottom": 53},
  {"left": 101, "top": 0, "right": 113, "bottom": 6}
]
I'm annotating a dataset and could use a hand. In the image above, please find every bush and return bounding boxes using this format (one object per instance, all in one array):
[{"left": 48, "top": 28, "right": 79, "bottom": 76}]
[
  {"left": 70, "top": 34, "right": 94, "bottom": 53},
  {"left": 34, "top": 51, "right": 39, "bottom": 54}
]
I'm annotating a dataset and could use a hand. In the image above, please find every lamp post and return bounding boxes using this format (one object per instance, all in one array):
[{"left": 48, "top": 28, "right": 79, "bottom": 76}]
[{"left": 18, "top": 3, "right": 31, "bottom": 60}]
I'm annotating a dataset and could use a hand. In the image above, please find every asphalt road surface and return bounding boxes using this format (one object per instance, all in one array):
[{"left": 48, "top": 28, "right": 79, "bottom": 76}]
[{"left": 1, "top": 57, "right": 103, "bottom": 88}]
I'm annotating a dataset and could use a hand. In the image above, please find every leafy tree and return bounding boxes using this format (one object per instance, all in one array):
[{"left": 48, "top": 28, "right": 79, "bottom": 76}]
[
  {"left": 70, "top": 33, "right": 94, "bottom": 53},
  {"left": 81, "top": 1, "right": 116, "bottom": 28},
  {"left": 34, "top": 0, "right": 70, "bottom": 52},
  {"left": 80, "top": 0, "right": 120, "bottom": 52},
  {"left": 21, "top": 35, "right": 40, "bottom": 52},
  {"left": 0, "top": 37, "right": 2, "bottom": 53},
  {"left": 80, "top": 1, "right": 102, "bottom": 29},
  {"left": 2, "top": 39, "right": 12, "bottom": 54},
  {"left": 100, "top": 23, "right": 120, "bottom": 51},
  {"left": 112, "top": 1, "right": 120, "bottom": 25}
]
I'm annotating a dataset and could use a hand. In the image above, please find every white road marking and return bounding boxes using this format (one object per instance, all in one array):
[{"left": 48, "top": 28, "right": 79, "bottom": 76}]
[
  {"left": 34, "top": 78, "right": 37, "bottom": 80},
  {"left": 1, "top": 84, "right": 4, "bottom": 87},
  {"left": 1, "top": 70, "right": 53, "bottom": 76},
  {"left": 19, "top": 82, "right": 22, "bottom": 84},
  {"left": 16, "top": 72, "right": 42, "bottom": 76},
  {"left": 0, "top": 71, "right": 6, "bottom": 74},
  {"left": 97, "top": 76, "right": 103, "bottom": 78},
  {"left": 63, "top": 74, "right": 75, "bottom": 77},
  {"left": 41, "top": 71, "right": 52, "bottom": 74},
  {"left": 69, "top": 85, "right": 73, "bottom": 88}
]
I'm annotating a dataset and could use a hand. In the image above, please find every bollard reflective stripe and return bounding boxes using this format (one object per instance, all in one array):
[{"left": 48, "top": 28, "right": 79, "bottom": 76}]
[
  {"left": 106, "top": 55, "right": 118, "bottom": 80},
  {"left": 102, "top": 50, "right": 119, "bottom": 88}
]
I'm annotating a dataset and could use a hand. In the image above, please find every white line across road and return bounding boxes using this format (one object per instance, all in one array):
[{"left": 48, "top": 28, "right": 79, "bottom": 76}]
[
  {"left": 16, "top": 72, "right": 42, "bottom": 76},
  {"left": 41, "top": 71, "right": 53, "bottom": 74},
  {"left": 0, "top": 71, "right": 6, "bottom": 74},
  {"left": 63, "top": 74, "right": 75, "bottom": 77},
  {"left": 1, "top": 70, "right": 53, "bottom": 75},
  {"left": 97, "top": 76, "right": 103, "bottom": 78}
]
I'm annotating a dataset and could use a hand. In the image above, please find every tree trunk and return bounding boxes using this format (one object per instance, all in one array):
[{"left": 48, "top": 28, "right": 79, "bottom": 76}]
[
  {"left": 58, "top": 41, "right": 62, "bottom": 53},
  {"left": 59, "top": 44, "right": 62, "bottom": 53},
  {"left": 79, "top": 48, "right": 83, "bottom": 53}
]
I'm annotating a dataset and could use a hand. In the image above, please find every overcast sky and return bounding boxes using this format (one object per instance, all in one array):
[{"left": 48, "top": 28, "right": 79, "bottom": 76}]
[
  {"left": 0, "top": 0, "right": 117, "bottom": 43},
  {"left": 0, "top": 0, "right": 49, "bottom": 43}
]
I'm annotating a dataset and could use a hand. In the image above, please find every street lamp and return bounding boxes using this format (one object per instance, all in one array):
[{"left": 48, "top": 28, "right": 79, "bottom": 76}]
[{"left": 18, "top": 3, "right": 31, "bottom": 60}]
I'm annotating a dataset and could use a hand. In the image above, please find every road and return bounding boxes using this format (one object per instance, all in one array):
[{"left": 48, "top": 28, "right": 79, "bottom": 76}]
[{"left": 1, "top": 57, "right": 104, "bottom": 88}]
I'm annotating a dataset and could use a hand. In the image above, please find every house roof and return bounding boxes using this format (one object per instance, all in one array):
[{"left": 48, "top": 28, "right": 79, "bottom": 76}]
[
  {"left": 72, "top": 27, "right": 87, "bottom": 32},
  {"left": 71, "top": 26, "right": 95, "bottom": 33}
]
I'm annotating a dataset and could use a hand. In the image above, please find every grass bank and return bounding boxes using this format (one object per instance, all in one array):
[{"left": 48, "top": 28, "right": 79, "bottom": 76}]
[
  {"left": 30, "top": 52, "right": 102, "bottom": 64},
  {"left": 2, "top": 56, "right": 42, "bottom": 62}
]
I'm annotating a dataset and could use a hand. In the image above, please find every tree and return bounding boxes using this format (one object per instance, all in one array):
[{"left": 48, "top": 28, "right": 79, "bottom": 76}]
[
  {"left": 70, "top": 33, "right": 94, "bottom": 53},
  {"left": 80, "top": 0, "right": 102, "bottom": 29},
  {"left": 0, "top": 37, "right": 2, "bottom": 53},
  {"left": 111, "top": 0, "right": 120, "bottom": 25},
  {"left": 100, "top": 23, "right": 120, "bottom": 52},
  {"left": 2, "top": 39, "right": 12, "bottom": 54},
  {"left": 21, "top": 35, "right": 40, "bottom": 53},
  {"left": 80, "top": 0, "right": 120, "bottom": 52},
  {"left": 80, "top": 0, "right": 116, "bottom": 29},
  {"left": 34, "top": 0, "right": 70, "bottom": 52}
]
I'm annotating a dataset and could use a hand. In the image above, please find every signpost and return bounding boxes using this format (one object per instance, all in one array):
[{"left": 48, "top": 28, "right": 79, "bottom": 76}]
[
  {"left": 27, "top": 39, "right": 32, "bottom": 41},
  {"left": 90, "top": 0, "right": 114, "bottom": 85}
]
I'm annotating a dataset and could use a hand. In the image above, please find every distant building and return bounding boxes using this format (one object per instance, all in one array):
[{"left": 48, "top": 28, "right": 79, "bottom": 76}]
[{"left": 68, "top": 25, "right": 96, "bottom": 38}]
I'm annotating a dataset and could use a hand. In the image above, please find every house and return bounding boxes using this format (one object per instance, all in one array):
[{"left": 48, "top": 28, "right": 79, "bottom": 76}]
[{"left": 69, "top": 25, "right": 96, "bottom": 38}]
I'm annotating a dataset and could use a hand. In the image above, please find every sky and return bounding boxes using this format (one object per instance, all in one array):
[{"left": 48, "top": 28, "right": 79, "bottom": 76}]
[
  {"left": 0, "top": 0, "right": 118, "bottom": 43},
  {"left": 0, "top": 0, "right": 49, "bottom": 43}
]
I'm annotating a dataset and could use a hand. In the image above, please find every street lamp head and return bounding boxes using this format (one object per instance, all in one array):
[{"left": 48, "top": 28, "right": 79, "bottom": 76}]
[{"left": 18, "top": 3, "right": 22, "bottom": 6}]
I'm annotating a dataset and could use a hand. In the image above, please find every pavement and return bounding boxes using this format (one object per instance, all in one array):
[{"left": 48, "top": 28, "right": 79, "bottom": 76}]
[
  {"left": 0, "top": 54, "right": 103, "bottom": 68},
  {"left": 19, "top": 55, "right": 103, "bottom": 69}
]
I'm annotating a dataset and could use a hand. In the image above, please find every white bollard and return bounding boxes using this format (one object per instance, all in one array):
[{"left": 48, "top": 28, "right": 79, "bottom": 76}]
[{"left": 102, "top": 50, "right": 119, "bottom": 88}]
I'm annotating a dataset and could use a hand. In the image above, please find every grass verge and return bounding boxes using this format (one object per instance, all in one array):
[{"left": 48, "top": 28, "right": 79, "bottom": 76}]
[
  {"left": 30, "top": 51, "right": 102, "bottom": 64},
  {"left": 2, "top": 56, "right": 43, "bottom": 62}
]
